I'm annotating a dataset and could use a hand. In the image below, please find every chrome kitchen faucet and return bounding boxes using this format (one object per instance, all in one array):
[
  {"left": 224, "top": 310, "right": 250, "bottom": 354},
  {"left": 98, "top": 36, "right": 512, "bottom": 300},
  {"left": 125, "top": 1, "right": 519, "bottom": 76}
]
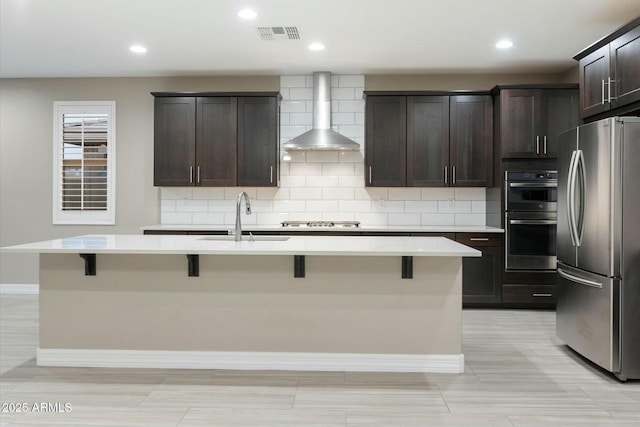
[{"left": 234, "top": 191, "right": 252, "bottom": 242}]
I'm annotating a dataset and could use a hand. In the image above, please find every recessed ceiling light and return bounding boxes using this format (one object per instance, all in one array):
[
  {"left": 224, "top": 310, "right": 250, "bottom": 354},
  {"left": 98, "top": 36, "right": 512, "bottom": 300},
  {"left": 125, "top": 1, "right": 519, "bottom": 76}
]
[
  {"left": 308, "top": 42, "right": 325, "bottom": 51},
  {"left": 496, "top": 39, "right": 513, "bottom": 49},
  {"left": 238, "top": 8, "right": 257, "bottom": 19},
  {"left": 129, "top": 45, "right": 147, "bottom": 54}
]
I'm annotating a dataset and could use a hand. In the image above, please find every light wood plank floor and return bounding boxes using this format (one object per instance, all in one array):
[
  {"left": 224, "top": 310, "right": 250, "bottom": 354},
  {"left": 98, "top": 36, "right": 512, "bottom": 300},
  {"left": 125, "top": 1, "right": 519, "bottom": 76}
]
[{"left": 1, "top": 294, "right": 639, "bottom": 426}]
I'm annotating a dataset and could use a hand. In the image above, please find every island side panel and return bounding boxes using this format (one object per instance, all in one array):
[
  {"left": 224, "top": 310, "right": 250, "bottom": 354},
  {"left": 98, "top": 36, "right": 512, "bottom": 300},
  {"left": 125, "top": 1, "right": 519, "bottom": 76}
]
[{"left": 39, "top": 253, "right": 462, "bottom": 355}]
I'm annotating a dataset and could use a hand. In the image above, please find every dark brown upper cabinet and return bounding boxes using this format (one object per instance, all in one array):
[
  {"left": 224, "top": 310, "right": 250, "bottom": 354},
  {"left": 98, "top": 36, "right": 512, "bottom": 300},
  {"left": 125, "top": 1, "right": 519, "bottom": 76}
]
[
  {"left": 496, "top": 87, "right": 578, "bottom": 159},
  {"left": 153, "top": 92, "right": 279, "bottom": 187},
  {"left": 365, "top": 95, "right": 407, "bottom": 187},
  {"left": 365, "top": 92, "right": 492, "bottom": 188},
  {"left": 576, "top": 17, "right": 640, "bottom": 120}
]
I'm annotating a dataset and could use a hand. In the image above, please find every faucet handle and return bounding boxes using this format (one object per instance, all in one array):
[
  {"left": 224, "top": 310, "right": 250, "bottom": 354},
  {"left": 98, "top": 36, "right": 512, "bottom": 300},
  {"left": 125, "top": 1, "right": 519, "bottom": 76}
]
[{"left": 248, "top": 232, "right": 255, "bottom": 242}]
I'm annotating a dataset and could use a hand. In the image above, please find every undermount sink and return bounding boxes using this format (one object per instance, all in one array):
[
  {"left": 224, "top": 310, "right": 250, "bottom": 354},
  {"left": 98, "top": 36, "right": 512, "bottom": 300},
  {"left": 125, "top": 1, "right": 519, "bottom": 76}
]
[{"left": 199, "top": 235, "right": 290, "bottom": 242}]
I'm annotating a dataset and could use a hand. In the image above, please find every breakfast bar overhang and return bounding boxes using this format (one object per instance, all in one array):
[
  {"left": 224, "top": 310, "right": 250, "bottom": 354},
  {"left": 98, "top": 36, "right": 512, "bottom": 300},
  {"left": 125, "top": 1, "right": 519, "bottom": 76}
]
[{"left": 2, "top": 234, "right": 480, "bottom": 373}]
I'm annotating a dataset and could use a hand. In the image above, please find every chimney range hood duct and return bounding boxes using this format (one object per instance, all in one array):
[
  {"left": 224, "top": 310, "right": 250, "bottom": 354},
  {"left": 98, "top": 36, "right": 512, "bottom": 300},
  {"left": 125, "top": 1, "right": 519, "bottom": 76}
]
[{"left": 282, "top": 72, "right": 361, "bottom": 151}]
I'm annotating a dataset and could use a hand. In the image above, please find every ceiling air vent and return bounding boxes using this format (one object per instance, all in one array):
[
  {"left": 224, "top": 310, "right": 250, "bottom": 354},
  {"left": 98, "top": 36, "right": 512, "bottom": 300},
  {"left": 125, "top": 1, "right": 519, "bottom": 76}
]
[{"left": 257, "top": 26, "right": 301, "bottom": 41}]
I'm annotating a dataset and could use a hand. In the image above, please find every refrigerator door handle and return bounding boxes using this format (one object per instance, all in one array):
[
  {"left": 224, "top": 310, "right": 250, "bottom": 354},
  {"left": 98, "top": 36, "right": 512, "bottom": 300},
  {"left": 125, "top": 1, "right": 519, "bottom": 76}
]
[
  {"left": 558, "top": 268, "right": 603, "bottom": 289},
  {"left": 575, "top": 149, "right": 586, "bottom": 246},
  {"left": 567, "top": 150, "right": 578, "bottom": 246}
]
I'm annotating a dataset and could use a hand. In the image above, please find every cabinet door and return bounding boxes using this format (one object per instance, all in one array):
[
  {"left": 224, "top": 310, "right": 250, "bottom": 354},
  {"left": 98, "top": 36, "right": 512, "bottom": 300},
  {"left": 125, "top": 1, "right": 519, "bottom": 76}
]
[
  {"left": 538, "top": 89, "right": 579, "bottom": 158},
  {"left": 196, "top": 97, "right": 237, "bottom": 186},
  {"left": 579, "top": 45, "right": 611, "bottom": 119},
  {"left": 500, "top": 89, "right": 538, "bottom": 158},
  {"left": 407, "top": 96, "right": 449, "bottom": 186},
  {"left": 154, "top": 97, "right": 196, "bottom": 186},
  {"left": 365, "top": 96, "right": 406, "bottom": 187},
  {"left": 237, "top": 97, "right": 278, "bottom": 187},
  {"left": 610, "top": 25, "right": 640, "bottom": 108},
  {"left": 456, "top": 233, "right": 502, "bottom": 305},
  {"left": 449, "top": 95, "right": 492, "bottom": 186}
]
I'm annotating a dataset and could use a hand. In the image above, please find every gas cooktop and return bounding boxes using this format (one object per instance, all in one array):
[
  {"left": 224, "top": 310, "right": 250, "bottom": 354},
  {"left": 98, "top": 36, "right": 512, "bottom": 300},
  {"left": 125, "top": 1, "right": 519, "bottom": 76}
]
[{"left": 281, "top": 221, "right": 361, "bottom": 228}]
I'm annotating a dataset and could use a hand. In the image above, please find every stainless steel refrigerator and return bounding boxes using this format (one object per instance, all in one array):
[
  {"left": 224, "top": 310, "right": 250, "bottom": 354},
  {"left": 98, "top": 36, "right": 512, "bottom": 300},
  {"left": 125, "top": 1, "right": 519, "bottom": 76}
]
[{"left": 556, "top": 116, "right": 640, "bottom": 381}]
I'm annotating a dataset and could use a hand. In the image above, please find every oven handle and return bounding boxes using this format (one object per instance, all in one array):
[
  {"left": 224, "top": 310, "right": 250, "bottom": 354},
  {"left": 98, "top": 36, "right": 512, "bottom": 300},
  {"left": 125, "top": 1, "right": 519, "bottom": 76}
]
[
  {"left": 508, "top": 219, "right": 557, "bottom": 225},
  {"left": 508, "top": 182, "right": 557, "bottom": 188}
]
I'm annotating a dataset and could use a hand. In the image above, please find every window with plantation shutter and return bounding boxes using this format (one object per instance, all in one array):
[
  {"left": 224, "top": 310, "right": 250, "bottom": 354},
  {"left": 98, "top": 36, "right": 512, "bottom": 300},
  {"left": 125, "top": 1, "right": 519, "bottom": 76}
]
[{"left": 53, "top": 101, "right": 116, "bottom": 224}]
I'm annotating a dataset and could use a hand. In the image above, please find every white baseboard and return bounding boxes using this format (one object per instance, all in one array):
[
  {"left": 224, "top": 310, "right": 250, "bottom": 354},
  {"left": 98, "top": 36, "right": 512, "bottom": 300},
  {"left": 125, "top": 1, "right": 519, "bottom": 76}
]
[
  {"left": 0, "top": 284, "right": 39, "bottom": 295},
  {"left": 37, "top": 348, "right": 464, "bottom": 373}
]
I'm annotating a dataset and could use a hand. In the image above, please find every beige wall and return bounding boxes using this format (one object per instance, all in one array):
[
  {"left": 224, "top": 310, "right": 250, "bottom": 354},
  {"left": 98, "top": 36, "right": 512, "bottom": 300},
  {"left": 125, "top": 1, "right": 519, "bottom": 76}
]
[
  {"left": 0, "top": 71, "right": 576, "bottom": 284},
  {"left": 0, "top": 76, "right": 279, "bottom": 284}
]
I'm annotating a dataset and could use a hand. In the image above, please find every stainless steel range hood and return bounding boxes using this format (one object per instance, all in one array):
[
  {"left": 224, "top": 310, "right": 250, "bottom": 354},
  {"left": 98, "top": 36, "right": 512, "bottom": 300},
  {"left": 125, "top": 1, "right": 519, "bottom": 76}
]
[{"left": 282, "top": 72, "right": 361, "bottom": 151}]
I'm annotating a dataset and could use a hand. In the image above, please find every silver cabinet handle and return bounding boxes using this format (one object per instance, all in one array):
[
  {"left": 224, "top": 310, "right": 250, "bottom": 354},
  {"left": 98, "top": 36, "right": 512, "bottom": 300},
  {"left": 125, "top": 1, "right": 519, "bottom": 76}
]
[
  {"left": 601, "top": 79, "right": 606, "bottom": 105},
  {"left": 608, "top": 77, "right": 616, "bottom": 102},
  {"left": 536, "top": 136, "right": 540, "bottom": 155},
  {"left": 368, "top": 166, "right": 372, "bottom": 184},
  {"left": 270, "top": 166, "right": 273, "bottom": 184},
  {"left": 444, "top": 166, "right": 448, "bottom": 185},
  {"left": 532, "top": 293, "right": 553, "bottom": 297},
  {"left": 452, "top": 166, "right": 456, "bottom": 185},
  {"left": 469, "top": 237, "right": 489, "bottom": 241},
  {"left": 190, "top": 166, "right": 193, "bottom": 184},
  {"left": 543, "top": 136, "right": 547, "bottom": 155},
  {"left": 197, "top": 166, "right": 201, "bottom": 184},
  {"left": 558, "top": 268, "right": 603, "bottom": 289}
]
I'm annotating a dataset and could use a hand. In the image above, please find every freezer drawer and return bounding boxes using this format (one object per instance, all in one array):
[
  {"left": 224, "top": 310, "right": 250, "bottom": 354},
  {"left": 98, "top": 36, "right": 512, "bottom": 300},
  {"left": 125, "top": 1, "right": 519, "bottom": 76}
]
[{"left": 556, "top": 263, "right": 620, "bottom": 373}]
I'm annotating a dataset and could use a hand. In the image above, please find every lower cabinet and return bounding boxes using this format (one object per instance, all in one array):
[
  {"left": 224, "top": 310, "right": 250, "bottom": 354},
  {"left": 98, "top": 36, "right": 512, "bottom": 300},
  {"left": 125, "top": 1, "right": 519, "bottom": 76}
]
[{"left": 455, "top": 233, "right": 502, "bottom": 306}]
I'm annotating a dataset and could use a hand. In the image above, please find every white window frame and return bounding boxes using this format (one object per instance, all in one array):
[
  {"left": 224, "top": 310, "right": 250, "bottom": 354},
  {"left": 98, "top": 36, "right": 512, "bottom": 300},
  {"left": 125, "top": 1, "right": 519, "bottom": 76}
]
[{"left": 52, "top": 101, "right": 116, "bottom": 225}]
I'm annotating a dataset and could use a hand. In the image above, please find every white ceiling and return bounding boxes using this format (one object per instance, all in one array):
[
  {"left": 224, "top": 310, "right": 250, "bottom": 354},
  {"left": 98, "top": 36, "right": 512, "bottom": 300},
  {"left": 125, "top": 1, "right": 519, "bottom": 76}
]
[{"left": 1, "top": 0, "right": 639, "bottom": 78}]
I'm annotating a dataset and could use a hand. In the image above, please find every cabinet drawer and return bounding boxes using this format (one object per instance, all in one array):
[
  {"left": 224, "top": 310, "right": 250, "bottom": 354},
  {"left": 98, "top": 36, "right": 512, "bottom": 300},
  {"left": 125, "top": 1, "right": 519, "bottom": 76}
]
[
  {"left": 456, "top": 233, "right": 501, "bottom": 247},
  {"left": 502, "top": 284, "right": 556, "bottom": 304}
]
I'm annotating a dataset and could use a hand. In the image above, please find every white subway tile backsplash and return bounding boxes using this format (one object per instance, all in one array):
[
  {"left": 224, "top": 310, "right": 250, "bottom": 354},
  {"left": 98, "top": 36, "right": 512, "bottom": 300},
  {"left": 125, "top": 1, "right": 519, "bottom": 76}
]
[
  {"left": 161, "top": 200, "right": 176, "bottom": 212},
  {"left": 388, "top": 213, "right": 422, "bottom": 226},
  {"left": 331, "top": 112, "right": 356, "bottom": 125},
  {"left": 421, "top": 213, "right": 455, "bottom": 226},
  {"left": 162, "top": 212, "right": 192, "bottom": 224},
  {"left": 305, "top": 151, "right": 339, "bottom": 163},
  {"left": 280, "top": 75, "right": 306, "bottom": 88},
  {"left": 290, "top": 187, "right": 322, "bottom": 200},
  {"left": 422, "top": 188, "right": 455, "bottom": 200},
  {"left": 177, "top": 199, "right": 208, "bottom": 212},
  {"left": 332, "top": 87, "right": 356, "bottom": 100},
  {"left": 289, "top": 162, "right": 322, "bottom": 176},
  {"left": 280, "top": 175, "right": 306, "bottom": 188},
  {"left": 208, "top": 200, "right": 235, "bottom": 212},
  {"left": 193, "top": 212, "right": 226, "bottom": 225},
  {"left": 454, "top": 187, "right": 486, "bottom": 200},
  {"left": 438, "top": 200, "right": 472, "bottom": 214},
  {"left": 281, "top": 125, "right": 308, "bottom": 138},
  {"left": 322, "top": 162, "right": 354, "bottom": 176},
  {"left": 273, "top": 200, "right": 306, "bottom": 213},
  {"left": 280, "top": 101, "right": 307, "bottom": 113},
  {"left": 306, "top": 200, "right": 339, "bottom": 213},
  {"left": 405, "top": 201, "right": 438, "bottom": 213},
  {"left": 224, "top": 188, "right": 257, "bottom": 200},
  {"left": 339, "top": 200, "right": 372, "bottom": 213},
  {"left": 289, "top": 112, "right": 313, "bottom": 125},
  {"left": 337, "top": 100, "right": 365, "bottom": 113},
  {"left": 339, "top": 151, "right": 363, "bottom": 163},
  {"left": 158, "top": 74, "right": 487, "bottom": 228},
  {"left": 388, "top": 188, "right": 421, "bottom": 201},
  {"left": 454, "top": 213, "right": 486, "bottom": 226},
  {"left": 289, "top": 88, "right": 313, "bottom": 100},
  {"left": 322, "top": 188, "right": 355, "bottom": 200},
  {"left": 306, "top": 175, "right": 340, "bottom": 188}
]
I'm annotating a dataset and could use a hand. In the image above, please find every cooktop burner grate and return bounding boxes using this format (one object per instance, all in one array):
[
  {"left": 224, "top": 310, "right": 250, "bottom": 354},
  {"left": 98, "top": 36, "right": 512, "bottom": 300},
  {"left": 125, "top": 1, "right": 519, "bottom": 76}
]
[{"left": 281, "top": 221, "right": 360, "bottom": 228}]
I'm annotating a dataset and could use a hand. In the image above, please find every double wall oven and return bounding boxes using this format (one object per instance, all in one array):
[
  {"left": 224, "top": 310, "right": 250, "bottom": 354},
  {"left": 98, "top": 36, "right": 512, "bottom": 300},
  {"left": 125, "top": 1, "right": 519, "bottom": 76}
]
[{"left": 504, "top": 171, "right": 557, "bottom": 271}]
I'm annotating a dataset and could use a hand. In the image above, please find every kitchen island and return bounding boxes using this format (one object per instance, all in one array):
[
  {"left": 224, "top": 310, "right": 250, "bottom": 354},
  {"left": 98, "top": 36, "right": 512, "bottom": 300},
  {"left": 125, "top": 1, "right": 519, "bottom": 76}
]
[{"left": 2, "top": 234, "right": 480, "bottom": 373}]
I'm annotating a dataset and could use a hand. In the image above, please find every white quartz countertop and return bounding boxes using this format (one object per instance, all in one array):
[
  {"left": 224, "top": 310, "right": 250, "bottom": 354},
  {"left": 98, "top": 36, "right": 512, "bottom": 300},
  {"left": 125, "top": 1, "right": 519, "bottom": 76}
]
[
  {"left": 2, "top": 234, "right": 481, "bottom": 257},
  {"left": 140, "top": 224, "right": 504, "bottom": 233}
]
